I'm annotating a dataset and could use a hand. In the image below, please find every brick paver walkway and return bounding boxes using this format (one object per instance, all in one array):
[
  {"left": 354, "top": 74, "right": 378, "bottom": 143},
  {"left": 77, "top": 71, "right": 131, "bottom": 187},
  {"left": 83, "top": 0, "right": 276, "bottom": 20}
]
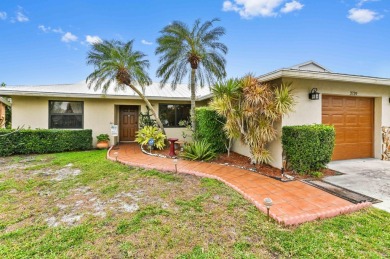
[{"left": 107, "top": 143, "right": 371, "bottom": 226}]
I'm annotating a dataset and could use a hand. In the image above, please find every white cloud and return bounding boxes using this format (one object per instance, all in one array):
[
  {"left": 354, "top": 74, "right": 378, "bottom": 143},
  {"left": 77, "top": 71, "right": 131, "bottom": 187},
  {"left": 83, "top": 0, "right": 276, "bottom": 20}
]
[
  {"left": 52, "top": 28, "right": 64, "bottom": 34},
  {"left": 348, "top": 8, "right": 383, "bottom": 23},
  {"left": 281, "top": 0, "right": 304, "bottom": 13},
  {"left": 223, "top": 1, "right": 240, "bottom": 12},
  {"left": 0, "top": 11, "right": 7, "bottom": 20},
  {"left": 38, "top": 25, "right": 50, "bottom": 33},
  {"left": 222, "top": 0, "right": 303, "bottom": 18},
  {"left": 141, "top": 39, "right": 153, "bottom": 45},
  {"left": 16, "top": 8, "right": 29, "bottom": 22},
  {"left": 85, "top": 35, "right": 102, "bottom": 45},
  {"left": 61, "top": 32, "right": 78, "bottom": 42},
  {"left": 38, "top": 25, "right": 64, "bottom": 34},
  {"left": 357, "top": 0, "right": 379, "bottom": 7}
]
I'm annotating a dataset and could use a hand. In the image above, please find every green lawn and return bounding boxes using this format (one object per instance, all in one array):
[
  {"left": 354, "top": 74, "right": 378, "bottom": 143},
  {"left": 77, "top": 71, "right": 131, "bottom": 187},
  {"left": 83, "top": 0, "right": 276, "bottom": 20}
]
[{"left": 0, "top": 150, "right": 389, "bottom": 258}]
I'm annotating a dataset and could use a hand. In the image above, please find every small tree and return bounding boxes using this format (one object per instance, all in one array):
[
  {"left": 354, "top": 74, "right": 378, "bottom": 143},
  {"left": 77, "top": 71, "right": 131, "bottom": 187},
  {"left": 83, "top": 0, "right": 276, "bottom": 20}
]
[
  {"left": 86, "top": 40, "right": 166, "bottom": 134},
  {"left": 211, "top": 76, "right": 295, "bottom": 164}
]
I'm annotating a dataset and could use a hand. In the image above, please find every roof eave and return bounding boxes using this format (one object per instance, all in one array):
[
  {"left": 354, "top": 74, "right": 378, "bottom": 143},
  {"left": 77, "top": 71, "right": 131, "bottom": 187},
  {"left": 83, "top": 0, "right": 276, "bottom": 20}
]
[
  {"left": 0, "top": 90, "right": 193, "bottom": 101},
  {"left": 259, "top": 70, "right": 390, "bottom": 86}
]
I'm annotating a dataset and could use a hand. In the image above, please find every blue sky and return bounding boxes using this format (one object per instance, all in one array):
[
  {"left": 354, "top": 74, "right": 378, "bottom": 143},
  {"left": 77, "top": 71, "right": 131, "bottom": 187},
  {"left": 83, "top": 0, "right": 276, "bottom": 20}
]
[{"left": 0, "top": 0, "right": 389, "bottom": 85}]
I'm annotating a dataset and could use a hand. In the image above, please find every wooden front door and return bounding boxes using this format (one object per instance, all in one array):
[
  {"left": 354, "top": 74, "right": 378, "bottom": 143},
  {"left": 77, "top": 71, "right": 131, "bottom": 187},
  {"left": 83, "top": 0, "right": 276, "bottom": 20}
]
[
  {"left": 322, "top": 95, "right": 374, "bottom": 160},
  {"left": 120, "top": 106, "right": 139, "bottom": 141}
]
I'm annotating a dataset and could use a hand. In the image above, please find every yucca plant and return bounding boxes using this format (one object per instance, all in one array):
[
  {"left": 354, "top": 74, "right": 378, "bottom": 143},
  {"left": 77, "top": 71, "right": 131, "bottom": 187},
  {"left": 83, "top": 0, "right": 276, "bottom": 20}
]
[
  {"left": 210, "top": 76, "right": 295, "bottom": 164},
  {"left": 135, "top": 126, "right": 166, "bottom": 150},
  {"left": 181, "top": 140, "right": 217, "bottom": 161}
]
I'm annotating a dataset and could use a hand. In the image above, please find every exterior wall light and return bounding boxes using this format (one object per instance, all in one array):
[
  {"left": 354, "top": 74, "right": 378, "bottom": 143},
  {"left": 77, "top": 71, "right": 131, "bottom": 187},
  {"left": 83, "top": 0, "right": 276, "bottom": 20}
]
[
  {"left": 309, "top": 88, "right": 320, "bottom": 100},
  {"left": 263, "top": 197, "right": 273, "bottom": 221}
]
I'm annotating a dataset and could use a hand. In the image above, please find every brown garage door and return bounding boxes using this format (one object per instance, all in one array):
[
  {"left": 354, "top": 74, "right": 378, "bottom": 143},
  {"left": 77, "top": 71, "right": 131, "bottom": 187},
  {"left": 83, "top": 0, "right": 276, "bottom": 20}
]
[{"left": 322, "top": 95, "right": 374, "bottom": 160}]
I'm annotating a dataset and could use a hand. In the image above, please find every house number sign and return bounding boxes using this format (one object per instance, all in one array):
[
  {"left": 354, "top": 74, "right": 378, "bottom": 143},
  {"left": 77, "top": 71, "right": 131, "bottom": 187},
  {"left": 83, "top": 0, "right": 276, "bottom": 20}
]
[
  {"left": 110, "top": 125, "right": 118, "bottom": 136},
  {"left": 350, "top": 91, "right": 358, "bottom": 96}
]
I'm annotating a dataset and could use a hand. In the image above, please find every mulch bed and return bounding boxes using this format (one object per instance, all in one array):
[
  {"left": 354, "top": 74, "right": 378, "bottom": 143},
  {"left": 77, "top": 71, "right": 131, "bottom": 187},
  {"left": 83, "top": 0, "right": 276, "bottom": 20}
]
[{"left": 149, "top": 147, "right": 338, "bottom": 180}]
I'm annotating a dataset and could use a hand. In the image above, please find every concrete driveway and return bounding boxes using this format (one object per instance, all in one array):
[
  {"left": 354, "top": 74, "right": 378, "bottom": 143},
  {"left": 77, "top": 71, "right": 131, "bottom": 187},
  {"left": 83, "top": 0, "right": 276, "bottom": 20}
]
[{"left": 326, "top": 158, "right": 390, "bottom": 213}]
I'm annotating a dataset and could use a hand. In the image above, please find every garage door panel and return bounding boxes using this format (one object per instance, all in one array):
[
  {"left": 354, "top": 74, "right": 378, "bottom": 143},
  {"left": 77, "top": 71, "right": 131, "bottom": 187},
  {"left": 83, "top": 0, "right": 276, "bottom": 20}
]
[
  {"left": 335, "top": 131, "right": 345, "bottom": 144},
  {"left": 345, "top": 98, "right": 357, "bottom": 107},
  {"left": 322, "top": 95, "right": 373, "bottom": 160},
  {"left": 359, "top": 99, "right": 372, "bottom": 109},
  {"left": 359, "top": 144, "right": 373, "bottom": 155},
  {"left": 359, "top": 115, "right": 372, "bottom": 126},
  {"left": 331, "top": 98, "right": 343, "bottom": 107},
  {"left": 345, "top": 130, "right": 359, "bottom": 143},
  {"left": 358, "top": 129, "right": 373, "bottom": 142},
  {"left": 332, "top": 114, "right": 345, "bottom": 125},
  {"left": 322, "top": 114, "right": 330, "bottom": 123},
  {"left": 345, "top": 115, "right": 358, "bottom": 126}
]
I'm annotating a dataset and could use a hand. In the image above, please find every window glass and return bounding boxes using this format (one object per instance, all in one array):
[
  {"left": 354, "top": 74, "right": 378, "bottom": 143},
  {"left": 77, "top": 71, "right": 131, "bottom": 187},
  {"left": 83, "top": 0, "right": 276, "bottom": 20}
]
[
  {"left": 49, "top": 101, "right": 83, "bottom": 129},
  {"left": 159, "top": 104, "right": 190, "bottom": 127}
]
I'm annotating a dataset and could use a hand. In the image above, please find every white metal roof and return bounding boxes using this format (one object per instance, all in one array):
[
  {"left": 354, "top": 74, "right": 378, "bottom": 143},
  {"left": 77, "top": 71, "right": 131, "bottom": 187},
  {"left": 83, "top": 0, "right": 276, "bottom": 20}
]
[
  {"left": 0, "top": 81, "right": 212, "bottom": 101},
  {"left": 1, "top": 61, "right": 389, "bottom": 100},
  {"left": 259, "top": 61, "right": 390, "bottom": 86},
  {"left": 288, "top": 61, "right": 331, "bottom": 72}
]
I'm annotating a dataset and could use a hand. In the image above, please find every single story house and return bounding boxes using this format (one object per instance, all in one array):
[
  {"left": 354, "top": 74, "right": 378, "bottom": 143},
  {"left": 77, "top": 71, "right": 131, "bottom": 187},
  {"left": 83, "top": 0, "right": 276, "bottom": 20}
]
[{"left": 1, "top": 61, "right": 389, "bottom": 168}]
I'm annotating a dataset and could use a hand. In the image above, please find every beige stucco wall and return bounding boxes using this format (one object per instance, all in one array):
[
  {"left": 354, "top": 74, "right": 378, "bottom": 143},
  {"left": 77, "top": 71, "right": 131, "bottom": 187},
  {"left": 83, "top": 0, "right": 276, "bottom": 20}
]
[
  {"left": 11, "top": 96, "right": 192, "bottom": 146},
  {"left": 231, "top": 78, "right": 390, "bottom": 168}
]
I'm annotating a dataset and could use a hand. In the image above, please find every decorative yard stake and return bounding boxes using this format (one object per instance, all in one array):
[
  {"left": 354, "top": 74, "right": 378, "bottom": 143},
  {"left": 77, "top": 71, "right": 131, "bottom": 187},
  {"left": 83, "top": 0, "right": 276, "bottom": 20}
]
[
  {"left": 263, "top": 198, "right": 273, "bottom": 221},
  {"left": 173, "top": 159, "right": 178, "bottom": 173},
  {"left": 148, "top": 138, "right": 155, "bottom": 154}
]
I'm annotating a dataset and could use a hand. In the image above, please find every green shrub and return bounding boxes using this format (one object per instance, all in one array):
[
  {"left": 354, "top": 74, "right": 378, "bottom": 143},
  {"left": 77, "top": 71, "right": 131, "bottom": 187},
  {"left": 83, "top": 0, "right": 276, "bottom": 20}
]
[
  {"left": 0, "top": 129, "right": 93, "bottom": 156},
  {"left": 282, "top": 124, "right": 335, "bottom": 174},
  {"left": 195, "top": 107, "right": 228, "bottom": 153},
  {"left": 181, "top": 140, "right": 217, "bottom": 161},
  {"left": 135, "top": 126, "right": 166, "bottom": 150}
]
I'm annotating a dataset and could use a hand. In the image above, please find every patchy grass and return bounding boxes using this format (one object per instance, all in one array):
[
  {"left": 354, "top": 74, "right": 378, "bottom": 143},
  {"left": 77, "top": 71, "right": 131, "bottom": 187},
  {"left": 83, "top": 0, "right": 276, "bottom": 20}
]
[{"left": 0, "top": 150, "right": 389, "bottom": 258}]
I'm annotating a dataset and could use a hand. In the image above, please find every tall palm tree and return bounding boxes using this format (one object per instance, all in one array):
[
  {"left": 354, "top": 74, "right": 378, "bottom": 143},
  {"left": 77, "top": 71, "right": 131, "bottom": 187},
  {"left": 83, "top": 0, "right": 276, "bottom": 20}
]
[
  {"left": 86, "top": 40, "right": 166, "bottom": 134},
  {"left": 156, "top": 18, "right": 227, "bottom": 130}
]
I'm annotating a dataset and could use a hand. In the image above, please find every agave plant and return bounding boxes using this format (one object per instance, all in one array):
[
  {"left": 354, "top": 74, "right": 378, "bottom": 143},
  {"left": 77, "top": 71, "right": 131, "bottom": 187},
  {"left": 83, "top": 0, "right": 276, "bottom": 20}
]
[
  {"left": 210, "top": 75, "right": 295, "bottom": 164},
  {"left": 135, "top": 126, "right": 166, "bottom": 150},
  {"left": 181, "top": 140, "right": 217, "bottom": 161}
]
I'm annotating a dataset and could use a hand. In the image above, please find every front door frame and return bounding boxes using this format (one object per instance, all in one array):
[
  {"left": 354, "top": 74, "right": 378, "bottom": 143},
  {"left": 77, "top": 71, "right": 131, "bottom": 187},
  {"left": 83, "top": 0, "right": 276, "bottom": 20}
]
[{"left": 119, "top": 105, "right": 139, "bottom": 142}]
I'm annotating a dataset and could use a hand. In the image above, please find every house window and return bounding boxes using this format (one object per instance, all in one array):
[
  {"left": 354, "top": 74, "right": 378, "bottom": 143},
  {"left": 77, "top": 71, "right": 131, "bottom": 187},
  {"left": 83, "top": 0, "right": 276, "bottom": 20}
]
[
  {"left": 159, "top": 104, "right": 190, "bottom": 127},
  {"left": 49, "top": 101, "right": 83, "bottom": 129}
]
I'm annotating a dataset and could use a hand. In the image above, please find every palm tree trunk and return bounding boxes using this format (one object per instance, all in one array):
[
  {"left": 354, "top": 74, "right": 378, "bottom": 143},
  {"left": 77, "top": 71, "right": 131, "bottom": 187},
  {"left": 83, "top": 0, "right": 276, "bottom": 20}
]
[
  {"left": 190, "top": 68, "right": 196, "bottom": 132},
  {"left": 126, "top": 84, "right": 166, "bottom": 135}
]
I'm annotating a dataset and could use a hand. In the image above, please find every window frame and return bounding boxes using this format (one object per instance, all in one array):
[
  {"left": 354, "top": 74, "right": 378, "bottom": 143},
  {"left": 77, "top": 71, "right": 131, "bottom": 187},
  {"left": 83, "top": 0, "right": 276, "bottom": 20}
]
[
  {"left": 48, "top": 100, "right": 84, "bottom": 129},
  {"left": 158, "top": 103, "right": 191, "bottom": 128}
]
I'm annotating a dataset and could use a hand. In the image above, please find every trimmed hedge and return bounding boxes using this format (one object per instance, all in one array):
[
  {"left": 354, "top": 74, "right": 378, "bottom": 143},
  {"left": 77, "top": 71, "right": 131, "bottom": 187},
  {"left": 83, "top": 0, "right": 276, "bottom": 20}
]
[
  {"left": 282, "top": 124, "right": 335, "bottom": 173},
  {"left": 0, "top": 129, "right": 93, "bottom": 156},
  {"left": 195, "top": 107, "right": 228, "bottom": 153}
]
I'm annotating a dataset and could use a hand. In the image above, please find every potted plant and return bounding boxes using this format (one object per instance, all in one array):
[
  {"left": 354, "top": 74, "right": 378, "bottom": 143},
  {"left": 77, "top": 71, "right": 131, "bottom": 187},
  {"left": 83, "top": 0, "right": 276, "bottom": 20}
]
[
  {"left": 135, "top": 126, "right": 166, "bottom": 150},
  {"left": 96, "top": 134, "right": 110, "bottom": 149}
]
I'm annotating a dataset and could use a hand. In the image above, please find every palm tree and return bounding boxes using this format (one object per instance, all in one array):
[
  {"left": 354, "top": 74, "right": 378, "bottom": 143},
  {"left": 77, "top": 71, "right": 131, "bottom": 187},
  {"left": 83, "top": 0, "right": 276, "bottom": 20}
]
[
  {"left": 86, "top": 40, "right": 166, "bottom": 134},
  {"left": 156, "top": 18, "right": 227, "bottom": 130}
]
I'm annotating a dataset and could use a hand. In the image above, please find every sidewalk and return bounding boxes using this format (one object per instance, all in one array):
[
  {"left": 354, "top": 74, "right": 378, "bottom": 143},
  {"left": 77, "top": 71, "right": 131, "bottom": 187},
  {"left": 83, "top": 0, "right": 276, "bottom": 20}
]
[{"left": 107, "top": 143, "right": 371, "bottom": 226}]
